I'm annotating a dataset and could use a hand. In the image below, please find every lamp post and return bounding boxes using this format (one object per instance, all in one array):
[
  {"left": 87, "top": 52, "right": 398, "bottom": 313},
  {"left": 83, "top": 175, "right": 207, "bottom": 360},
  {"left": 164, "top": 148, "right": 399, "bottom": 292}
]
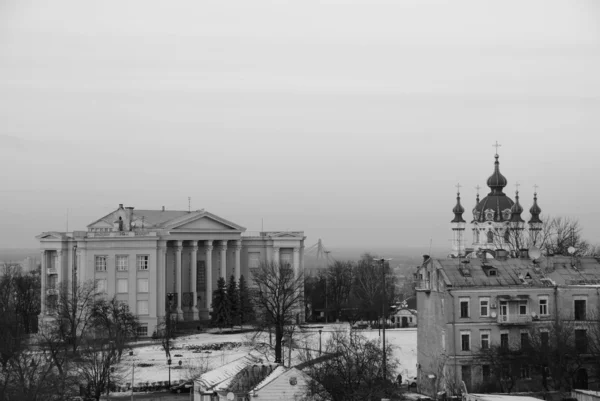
[
  {"left": 129, "top": 350, "right": 135, "bottom": 401},
  {"left": 318, "top": 329, "right": 322, "bottom": 356},
  {"left": 374, "top": 257, "right": 391, "bottom": 393},
  {"left": 168, "top": 358, "right": 172, "bottom": 388}
]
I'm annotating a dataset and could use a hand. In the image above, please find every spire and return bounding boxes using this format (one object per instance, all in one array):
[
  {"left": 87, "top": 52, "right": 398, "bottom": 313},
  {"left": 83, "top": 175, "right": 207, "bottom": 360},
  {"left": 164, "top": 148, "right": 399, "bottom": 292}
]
[
  {"left": 528, "top": 189, "right": 542, "bottom": 225},
  {"left": 510, "top": 190, "right": 525, "bottom": 223},
  {"left": 451, "top": 188, "right": 466, "bottom": 223},
  {"left": 486, "top": 153, "right": 508, "bottom": 194}
]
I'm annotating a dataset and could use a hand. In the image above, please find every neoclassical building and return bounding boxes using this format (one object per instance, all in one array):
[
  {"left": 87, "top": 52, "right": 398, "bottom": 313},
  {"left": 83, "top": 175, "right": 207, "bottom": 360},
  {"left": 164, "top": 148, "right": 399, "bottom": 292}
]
[{"left": 37, "top": 204, "right": 305, "bottom": 336}]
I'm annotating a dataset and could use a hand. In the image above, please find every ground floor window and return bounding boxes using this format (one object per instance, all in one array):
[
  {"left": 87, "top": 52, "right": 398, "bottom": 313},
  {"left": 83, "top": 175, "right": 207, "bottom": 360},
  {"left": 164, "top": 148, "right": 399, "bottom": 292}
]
[{"left": 136, "top": 324, "right": 148, "bottom": 337}]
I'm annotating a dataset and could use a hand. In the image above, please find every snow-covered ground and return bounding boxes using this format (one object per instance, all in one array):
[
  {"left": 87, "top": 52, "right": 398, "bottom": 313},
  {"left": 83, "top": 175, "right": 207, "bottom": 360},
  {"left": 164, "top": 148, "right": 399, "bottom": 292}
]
[{"left": 116, "top": 324, "right": 417, "bottom": 388}]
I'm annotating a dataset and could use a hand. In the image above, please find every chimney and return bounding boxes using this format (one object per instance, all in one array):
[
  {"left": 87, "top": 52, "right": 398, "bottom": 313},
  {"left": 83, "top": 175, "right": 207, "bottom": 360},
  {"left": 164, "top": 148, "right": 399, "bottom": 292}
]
[
  {"left": 162, "top": 206, "right": 165, "bottom": 212},
  {"left": 118, "top": 203, "right": 124, "bottom": 209},
  {"left": 125, "top": 207, "right": 134, "bottom": 231},
  {"left": 422, "top": 255, "right": 429, "bottom": 262},
  {"left": 519, "top": 249, "right": 529, "bottom": 259},
  {"left": 496, "top": 249, "right": 508, "bottom": 261}
]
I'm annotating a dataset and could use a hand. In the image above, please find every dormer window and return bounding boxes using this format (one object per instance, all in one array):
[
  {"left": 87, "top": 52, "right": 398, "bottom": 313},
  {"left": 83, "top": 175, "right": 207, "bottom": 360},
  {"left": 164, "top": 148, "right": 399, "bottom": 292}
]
[{"left": 488, "top": 269, "right": 497, "bottom": 277}]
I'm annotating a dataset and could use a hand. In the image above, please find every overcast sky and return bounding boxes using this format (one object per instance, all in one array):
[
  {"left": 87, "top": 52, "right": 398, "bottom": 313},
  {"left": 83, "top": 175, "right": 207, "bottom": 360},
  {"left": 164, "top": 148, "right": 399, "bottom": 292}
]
[{"left": 1, "top": 0, "right": 599, "bottom": 250}]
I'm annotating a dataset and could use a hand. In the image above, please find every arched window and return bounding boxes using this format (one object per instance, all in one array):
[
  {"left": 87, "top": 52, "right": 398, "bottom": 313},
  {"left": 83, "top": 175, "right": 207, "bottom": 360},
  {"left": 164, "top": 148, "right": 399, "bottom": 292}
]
[
  {"left": 504, "top": 228, "right": 510, "bottom": 242},
  {"left": 487, "top": 230, "right": 494, "bottom": 244}
]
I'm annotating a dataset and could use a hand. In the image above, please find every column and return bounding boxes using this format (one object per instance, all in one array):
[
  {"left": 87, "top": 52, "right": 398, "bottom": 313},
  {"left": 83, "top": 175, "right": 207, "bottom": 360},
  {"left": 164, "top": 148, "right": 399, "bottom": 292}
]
[
  {"left": 56, "top": 249, "right": 63, "bottom": 283},
  {"left": 220, "top": 240, "right": 227, "bottom": 280},
  {"left": 40, "top": 250, "right": 46, "bottom": 316},
  {"left": 273, "top": 247, "right": 280, "bottom": 265},
  {"left": 190, "top": 241, "right": 199, "bottom": 320},
  {"left": 205, "top": 241, "right": 213, "bottom": 310},
  {"left": 234, "top": 240, "right": 242, "bottom": 281},
  {"left": 293, "top": 247, "right": 300, "bottom": 277},
  {"left": 157, "top": 242, "right": 167, "bottom": 318},
  {"left": 175, "top": 240, "right": 183, "bottom": 319}
]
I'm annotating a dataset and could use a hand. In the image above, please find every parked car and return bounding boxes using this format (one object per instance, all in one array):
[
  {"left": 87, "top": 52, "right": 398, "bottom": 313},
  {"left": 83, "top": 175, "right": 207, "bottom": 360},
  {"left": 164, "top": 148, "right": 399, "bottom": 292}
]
[
  {"left": 170, "top": 381, "right": 193, "bottom": 393},
  {"left": 407, "top": 377, "right": 417, "bottom": 387}
]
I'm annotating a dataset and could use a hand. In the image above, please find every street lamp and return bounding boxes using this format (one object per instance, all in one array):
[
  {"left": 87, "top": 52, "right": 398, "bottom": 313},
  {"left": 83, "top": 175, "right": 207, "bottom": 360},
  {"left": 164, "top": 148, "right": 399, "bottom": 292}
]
[
  {"left": 168, "top": 358, "right": 172, "bottom": 388},
  {"left": 129, "top": 350, "right": 135, "bottom": 401},
  {"left": 374, "top": 257, "right": 392, "bottom": 393}
]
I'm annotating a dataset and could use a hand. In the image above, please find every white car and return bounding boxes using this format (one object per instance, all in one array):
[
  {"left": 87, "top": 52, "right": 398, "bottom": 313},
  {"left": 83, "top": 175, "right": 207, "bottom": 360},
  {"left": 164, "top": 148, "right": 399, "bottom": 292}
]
[{"left": 407, "top": 377, "right": 417, "bottom": 387}]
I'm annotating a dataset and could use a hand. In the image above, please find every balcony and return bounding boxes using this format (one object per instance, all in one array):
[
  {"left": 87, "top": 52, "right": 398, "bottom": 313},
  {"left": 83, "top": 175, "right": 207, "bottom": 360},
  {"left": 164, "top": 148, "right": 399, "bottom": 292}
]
[
  {"left": 46, "top": 288, "right": 58, "bottom": 296},
  {"left": 497, "top": 314, "right": 532, "bottom": 325},
  {"left": 415, "top": 280, "right": 431, "bottom": 292}
]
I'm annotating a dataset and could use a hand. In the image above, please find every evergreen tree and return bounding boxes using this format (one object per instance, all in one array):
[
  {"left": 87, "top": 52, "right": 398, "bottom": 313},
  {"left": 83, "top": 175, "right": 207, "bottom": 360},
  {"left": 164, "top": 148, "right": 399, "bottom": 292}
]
[
  {"left": 238, "top": 275, "right": 255, "bottom": 327},
  {"left": 211, "top": 277, "right": 229, "bottom": 331},
  {"left": 227, "top": 275, "right": 239, "bottom": 330}
]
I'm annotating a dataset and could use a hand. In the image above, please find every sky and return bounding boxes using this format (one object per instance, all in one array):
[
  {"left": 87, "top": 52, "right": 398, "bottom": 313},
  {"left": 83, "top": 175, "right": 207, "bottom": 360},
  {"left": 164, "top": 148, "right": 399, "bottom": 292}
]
[{"left": 1, "top": 0, "right": 599, "bottom": 250}]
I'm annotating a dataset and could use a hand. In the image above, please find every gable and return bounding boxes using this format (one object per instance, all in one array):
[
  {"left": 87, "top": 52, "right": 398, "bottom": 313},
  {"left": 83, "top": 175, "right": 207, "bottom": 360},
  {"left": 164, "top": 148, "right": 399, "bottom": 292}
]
[
  {"left": 36, "top": 232, "right": 64, "bottom": 240},
  {"left": 88, "top": 219, "right": 113, "bottom": 229},
  {"left": 173, "top": 216, "right": 239, "bottom": 231}
]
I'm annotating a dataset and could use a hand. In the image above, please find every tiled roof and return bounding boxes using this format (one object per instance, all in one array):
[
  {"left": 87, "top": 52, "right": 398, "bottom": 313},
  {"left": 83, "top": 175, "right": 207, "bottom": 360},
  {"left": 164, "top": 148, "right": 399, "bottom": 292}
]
[
  {"left": 225, "top": 364, "right": 278, "bottom": 393},
  {"left": 436, "top": 256, "right": 600, "bottom": 288}
]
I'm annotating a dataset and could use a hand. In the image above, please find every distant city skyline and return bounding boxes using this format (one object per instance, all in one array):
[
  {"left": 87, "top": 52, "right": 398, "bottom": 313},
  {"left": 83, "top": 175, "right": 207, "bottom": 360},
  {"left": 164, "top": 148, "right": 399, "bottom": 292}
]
[{"left": 1, "top": 0, "right": 599, "bottom": 249}]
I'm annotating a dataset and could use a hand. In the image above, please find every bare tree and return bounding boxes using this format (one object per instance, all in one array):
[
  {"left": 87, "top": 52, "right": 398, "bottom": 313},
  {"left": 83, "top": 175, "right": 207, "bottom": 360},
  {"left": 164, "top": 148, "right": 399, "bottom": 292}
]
[
  {"left": 91, "top": 297, "right": 139, "bottom": 360},
  {"left": 78, "top": 339, "right": 123, "bottom": 401},
  {"left": 302, "top": 328, "right": 398, "bottom": 401},
  {"left": 251, "top": 260, "right": 304, "bottom": 364},
  {"left": 323, "top": 261, "right": 353, "bottom": 322},
  {"left": 54, "top": 280, "right": 98, "bottom": 354}
]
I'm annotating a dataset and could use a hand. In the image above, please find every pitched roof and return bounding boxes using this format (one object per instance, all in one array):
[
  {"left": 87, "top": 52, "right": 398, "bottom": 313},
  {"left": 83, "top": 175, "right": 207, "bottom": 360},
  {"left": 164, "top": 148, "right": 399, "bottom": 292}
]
[
  {"left": 195, "top": 354, "right": 263, "bottom": 391},
  {"left": 435, "top": 255, "right": 600, "bottom": 288},
  {"left": 225, "top": 363, "right": 278, "bottom": 394}
]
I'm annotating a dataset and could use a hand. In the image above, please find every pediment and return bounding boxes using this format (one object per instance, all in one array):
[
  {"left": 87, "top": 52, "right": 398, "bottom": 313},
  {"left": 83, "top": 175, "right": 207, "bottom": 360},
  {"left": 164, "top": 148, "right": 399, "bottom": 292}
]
[
  {"left": 267, "top": 232, "right": 304, "bottom": 238},
  {"left": 36, "top": 232, "right": 64, "bottom": 240},
  {"left": 169, "top": 213, "right": 245, "bottom": 232}
]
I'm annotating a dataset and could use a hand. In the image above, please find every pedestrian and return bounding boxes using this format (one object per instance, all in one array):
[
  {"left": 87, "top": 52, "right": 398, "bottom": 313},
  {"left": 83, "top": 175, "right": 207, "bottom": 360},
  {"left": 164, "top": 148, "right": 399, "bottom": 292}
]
[{"left": 397, "top": 373, "right": 403, "bottom": 388}]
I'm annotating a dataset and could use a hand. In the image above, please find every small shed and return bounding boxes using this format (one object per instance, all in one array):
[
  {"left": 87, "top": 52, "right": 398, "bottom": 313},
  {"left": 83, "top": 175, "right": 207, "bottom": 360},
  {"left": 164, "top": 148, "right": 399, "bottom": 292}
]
[{"left": 391, "top": 308, "right": 417, "bottom": 328}]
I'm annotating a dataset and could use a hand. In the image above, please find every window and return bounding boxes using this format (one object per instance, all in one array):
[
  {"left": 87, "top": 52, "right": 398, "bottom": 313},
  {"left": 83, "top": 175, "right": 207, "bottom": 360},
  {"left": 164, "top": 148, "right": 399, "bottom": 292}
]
[
  {"left": 487, "top": 231, "right": 494, "bottom": 243},
  {"left": 488, "top": 269, "right": 497, "bottom": 277},
  {"left": 504, "top": 228, "right": 510, "bottom": 242},
  {"left": 248, "top": 252, "right": 260, "bottom": 269},
  {"left": 482, "top": 365, "right": 491, "bottom": 381},
  {"left": 518, "top": 300, "right": 528, "bottom": 315},
  {"left": 137, "top": 278, "right": 149, "bottom": 293},
  {"left": 96, "top": 279, "right": 107, "bottom": 293},
  {"left": 574, "top": 299, "right": 587, "bottom": 320},
  {"left": 117, "top": 279, "right": 128, "bottom": 293},
  {"left": 116, "top": 255, "right": 128, "bottom": 271},
  {"left": 575, "top": 329, "right": 587, "bottom": 353},
  {"left": 461, "top": 331, "right": 471, "bottom": 351},
  {"left": 441, "top": 330, "right": 446, "bottom": 351},
  {"left": 460, "top": 298, "right": 470, "bottom": 318},
  {"left": 280, "top": 252, "right": 292, "bottom": 267},
  {"left": 520, "top": 364, "right": 531, "bottom": 379},
  {"left": 137, "top": 300, "right": 149, "bottom": 315},
  {"left": 541, "top": 331, "right": 549, "bottom": 350},
  {"left": 480, "top": 330, "right": 490, "bottom": 350},
  {"left": 500, "top": 332, "right": 509, "bottom": 350},
  {"left": 95, "top": 256, "right": 107, "bottom": 272},
  {"left": 480, "top": 298, "right": 489, "bottom": 317},
  {"left": 441, "top": 298, "right": 445, "bottom": 316},
  {"left": 539, "top": 296, "right": 548, "bottom": 315},
  {"left": 136, "top": 255, "right": 149, "bottom": 271},
  {"left": 136, "top": 325, "right": 148, "bottom": 337},
  {"left": 520, "top": 332, "right": 529, "bottom": 349}
]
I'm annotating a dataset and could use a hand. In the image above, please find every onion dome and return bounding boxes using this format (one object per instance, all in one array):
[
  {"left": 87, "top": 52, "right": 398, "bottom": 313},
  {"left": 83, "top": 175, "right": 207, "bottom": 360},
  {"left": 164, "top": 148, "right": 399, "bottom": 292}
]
[
  {"left": 487, "top": 154, "right": 508, "bottom": 194},
  {"left": 510, "top": 191, "right": 525, "bottom": 223},
  {"left": 473, "top": 154, "right": 514, "bottom": 222},
  {"left": 451, "top": 192, "right": 466, "bottom": 223},
  {"left": 528, "top": 192, "right": 542, "bottom": 224}
]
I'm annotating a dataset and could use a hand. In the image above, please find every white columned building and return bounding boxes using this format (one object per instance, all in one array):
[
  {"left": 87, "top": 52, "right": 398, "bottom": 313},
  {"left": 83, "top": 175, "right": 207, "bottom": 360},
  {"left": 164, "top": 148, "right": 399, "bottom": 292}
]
[{"left": 36, "top": 204, "right": 305, "bottom": 336}]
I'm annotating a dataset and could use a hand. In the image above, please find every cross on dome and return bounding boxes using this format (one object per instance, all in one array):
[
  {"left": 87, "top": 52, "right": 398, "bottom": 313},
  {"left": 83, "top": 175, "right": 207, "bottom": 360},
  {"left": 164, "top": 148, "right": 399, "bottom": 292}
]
[
  {"left": 493, "top": 141, "right": 501, "bottom": 156},
  {"left": 455, "top": 183, "right": 462, "bottom": 195}
]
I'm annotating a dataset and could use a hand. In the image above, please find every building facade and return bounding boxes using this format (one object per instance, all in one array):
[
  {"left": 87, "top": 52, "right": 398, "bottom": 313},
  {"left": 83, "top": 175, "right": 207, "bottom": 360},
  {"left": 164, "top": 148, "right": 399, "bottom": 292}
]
[
  {"left": 37, "top": 204, "right": 305, "bottom": 336},
  {"left": 417, "top": 152, "right": 599, "bottom": 396}
]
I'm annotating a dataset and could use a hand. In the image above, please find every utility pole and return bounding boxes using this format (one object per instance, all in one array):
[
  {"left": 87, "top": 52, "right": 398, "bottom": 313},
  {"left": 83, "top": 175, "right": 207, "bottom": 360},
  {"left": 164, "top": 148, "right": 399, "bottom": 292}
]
[{"left": 374, "top": 257, "right": 392, "bottom": 393}]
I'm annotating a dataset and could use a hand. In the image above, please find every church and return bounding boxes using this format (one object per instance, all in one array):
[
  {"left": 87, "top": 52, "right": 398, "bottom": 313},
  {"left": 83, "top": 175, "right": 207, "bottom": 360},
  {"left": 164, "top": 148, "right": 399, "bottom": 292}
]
[
  {"left": 37, "top": 205, "right": 305, "bottom": 336},
  {"left": 450, "top": 151, "right": 543, "bottom": 257}
]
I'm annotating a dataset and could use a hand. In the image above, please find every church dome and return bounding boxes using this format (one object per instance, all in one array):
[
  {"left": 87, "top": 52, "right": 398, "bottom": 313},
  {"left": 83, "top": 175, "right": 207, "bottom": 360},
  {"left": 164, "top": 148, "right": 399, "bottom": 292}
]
[
  {"left": 473, "top": 154, "right": 514, "bottom": 222},
  {"left": 528, "top": 192, "right": 542, "bottom": 224},
  {"left": 486, "top": 154, "right": 508, "bottom": 194},
  {"left": 510, "top": 191, "right": 525, "bottom": 223},
  {"left": 451, "top": 193, "right": 466, "bottom": 223}
]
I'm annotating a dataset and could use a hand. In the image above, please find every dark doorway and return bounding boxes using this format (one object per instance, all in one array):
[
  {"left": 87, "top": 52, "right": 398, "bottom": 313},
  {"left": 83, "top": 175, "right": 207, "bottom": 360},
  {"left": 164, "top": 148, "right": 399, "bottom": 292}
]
[
  {"left": 402, "top": 317, "right": 408, "bottom": 328},
  {"left": 575, "top": 368, "right": 588, "bottom": 390}
]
